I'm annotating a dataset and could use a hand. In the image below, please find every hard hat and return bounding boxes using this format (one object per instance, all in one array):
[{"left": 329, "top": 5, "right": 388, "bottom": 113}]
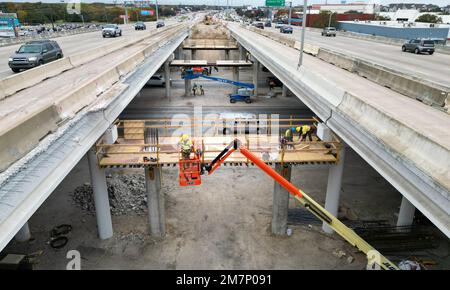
[
  {"left": 291, "top": 127, "right": 296, "bottom": 132},
  {"left": 296, "top": 127, "right": 301, "bottom": 132},
  {"left": 181, "top": 134, "right": 189, "bottom": 140}
]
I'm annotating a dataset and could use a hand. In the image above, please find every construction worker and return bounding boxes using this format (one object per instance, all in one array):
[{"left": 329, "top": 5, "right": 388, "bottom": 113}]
[
  {"left": 282, "top": 127, "right": 298, "bottom": 146},
  {"left": 192, "top": 83, "right": 197, "bottom": 96},
  {"left": 298, "top": 125, "right": 313, "bottom": 142},
  {"left": 178, "top": 134, "right": 193, "bottom": 160},
  {"left": 200, "top": 85, "right": 204, "bottom": 95}
]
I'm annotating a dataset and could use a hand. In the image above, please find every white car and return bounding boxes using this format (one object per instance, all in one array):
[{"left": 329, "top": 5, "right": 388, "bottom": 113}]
[
  {"left": 146, "top": 75, "right": 171, "bottom": 86},
  {"left": 102, "top": 24, "right": 122, "bottom": 38}
]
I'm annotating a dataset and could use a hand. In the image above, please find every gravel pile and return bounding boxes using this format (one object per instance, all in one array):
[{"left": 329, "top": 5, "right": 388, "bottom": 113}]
[{"left": 72, "top": 173, "right": 147, "bottom": 216}]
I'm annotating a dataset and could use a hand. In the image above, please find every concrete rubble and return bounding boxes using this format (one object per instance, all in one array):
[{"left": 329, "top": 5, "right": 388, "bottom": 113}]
[{"left": 71, "top": 173, "right": 147, "bottom": 216}]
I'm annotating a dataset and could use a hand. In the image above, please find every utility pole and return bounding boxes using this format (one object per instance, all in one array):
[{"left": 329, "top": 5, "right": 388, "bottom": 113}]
[
  {"left": 297, "top": 0, "right": 307, "bottom": 69},
  {"left": 288, "top": 1, "right": 292, "bottom": 26},
  {"left": 155, "top": 0, "right": 159, "bottom": 21},
  {"left": 328, "top": 12, "right": 334, "bottom": 28}
]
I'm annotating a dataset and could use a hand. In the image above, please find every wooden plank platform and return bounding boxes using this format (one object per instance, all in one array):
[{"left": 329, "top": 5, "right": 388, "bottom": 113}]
[
  {"left": 182, "top": 39, "right": 239, "bottom": 50},
  {"left": 97, "top": 135, "right": 339, "bottom": 168},
  {"left": 170, "top": 60, "right": 253, "bottom": 67}
]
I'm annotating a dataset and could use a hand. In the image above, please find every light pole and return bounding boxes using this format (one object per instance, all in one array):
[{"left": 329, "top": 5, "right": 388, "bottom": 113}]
[
  {"left": 297, "top": 0, "right": 307, "bottom": 69},
  {"left": 155, "top": 0, "right": 159, "bottom": 22},
  {"left": 328, "top": 11, "right": 335, "bottom": 28},
  {"left": 288, "top": 1, "right": 292, "bottom": 26}
]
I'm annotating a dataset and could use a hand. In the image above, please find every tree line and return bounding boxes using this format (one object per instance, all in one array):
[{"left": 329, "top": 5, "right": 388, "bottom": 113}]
[{"left": 0, "top": 2, "right": 207, "bottom": 25}]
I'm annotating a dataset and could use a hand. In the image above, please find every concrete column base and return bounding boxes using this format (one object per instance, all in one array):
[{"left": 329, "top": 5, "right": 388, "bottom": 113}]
[
  {"left": 145, "top": 167, "right": 165, "bottom": 237},
  {"left": 252, "top": 58, "right": 259, "bottom": 96},
  {"left": 164, "top": 60, "right": 171, "bottom": 98},
  {"left": 272, "top": 164, "right": 292, "bottom": 235},
  {"left": 232, "top": 67, "right": 239, "bottom": 94}
]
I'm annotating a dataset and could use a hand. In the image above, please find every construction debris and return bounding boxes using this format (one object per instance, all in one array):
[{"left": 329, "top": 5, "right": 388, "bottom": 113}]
[{"left": 71, "top": 173, "right": 147, "bottom": 216}]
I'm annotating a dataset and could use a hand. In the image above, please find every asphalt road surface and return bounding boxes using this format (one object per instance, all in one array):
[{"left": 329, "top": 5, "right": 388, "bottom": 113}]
[
  {"left": 0, "top": 20, "right": 177, "bottom": 80},
  {"left": 267, "top": 26, "right": 450, "bottom": 87}
]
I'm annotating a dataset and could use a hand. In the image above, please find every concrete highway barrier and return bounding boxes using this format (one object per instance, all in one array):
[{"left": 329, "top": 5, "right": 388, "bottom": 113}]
[{"left": 245, "top": 26, "right": 450, "bottom": 113}]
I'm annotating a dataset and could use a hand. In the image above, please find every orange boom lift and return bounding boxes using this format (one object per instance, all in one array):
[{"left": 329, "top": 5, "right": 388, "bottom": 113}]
[{"left": 180, "top": 138, "right": 399, "bottom": 270}]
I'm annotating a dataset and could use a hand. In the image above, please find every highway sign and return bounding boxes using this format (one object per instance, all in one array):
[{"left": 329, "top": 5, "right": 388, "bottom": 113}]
[
  {"left": 265, "top": 0, "right": 285, "bottom": 7},
  {"left": 141, "top": 10, "right": 154, "bottom": 16}
]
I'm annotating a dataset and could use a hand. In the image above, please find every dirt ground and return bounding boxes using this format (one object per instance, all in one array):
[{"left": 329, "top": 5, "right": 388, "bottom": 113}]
[{"left": 3, "top": 26, "right": 449, "bottom": 270}]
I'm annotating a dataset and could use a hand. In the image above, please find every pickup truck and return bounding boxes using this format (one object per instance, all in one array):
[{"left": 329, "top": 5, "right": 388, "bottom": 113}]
[{"left": 102, "top": 24, "right": 122, "bottom": 38}]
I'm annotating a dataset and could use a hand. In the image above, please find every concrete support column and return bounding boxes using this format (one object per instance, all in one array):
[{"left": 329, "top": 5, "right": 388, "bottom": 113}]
[
  {"left": 184, "top": 49, "right": 192, "bottom": 97},
  {"left": 282, "top": 84, "right": 288, "bottom": 97},
  {"left": 145, "top": 167, "right": 165, "bottom": 237},
  {"left": 15, "top": 222, "right": 31, "bottom": 242},
  {"left": 191, "top": 49, "right": 197, "bottom": 60},
  {"left": 239, "top": 45, "right": 246, "bottom": 60},
  {"left": 272, "top": 164, "right": 292, "bottom": 235},
  {"left": 164, "top": 60, "right": 171, "bottom": 98},
  {"left": 322, "top": 146, "right": 346, "bottom": 234},
  {"left": 252, "top": 57, "right": 259, "bottom": 96},
  {"left": 232, "top": 67, "right": 239, "bottom": 94},
  {"left": 225, "top": 49, "right": 230, "bottom": 61},
  {"left": 397, "top": 196, "right": 415, "bottom": 227},
  {"left": 87, "top": 148, "right": 113, "bottom": 239}
]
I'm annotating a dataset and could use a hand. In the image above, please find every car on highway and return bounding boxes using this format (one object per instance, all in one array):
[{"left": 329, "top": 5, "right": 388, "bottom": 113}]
[
  {"left": 264, "top": 21, "right": 272, "bottom": 27},
  {"left": 321, "top": 27, "right": 336, "bottom": 37},
  {"left": 8, "top": 40, "right": 63, "bottom": 73},
  {"left": 146, "top": 74, "right": 171, "bottom": 86},
  {"left": 402, "top": 39, "right": 435, "bottom": 55},
  {"left": 102, "top": 24, "right": 122, "bottom": 37},
  {"left": 135, "top": 21, "right": 146, "bottom": 30},
  {"left": 253, "top": 22, "right": 264, "bottom": 29},
  {"left": 274, "top": 21, "right": 285, "bottom": 29},
  {"left": 280, "top": 26, "right": 293, "bottom": 34},
  {"left": 156, "top": 21, "right": 165, "bottom": 28}
]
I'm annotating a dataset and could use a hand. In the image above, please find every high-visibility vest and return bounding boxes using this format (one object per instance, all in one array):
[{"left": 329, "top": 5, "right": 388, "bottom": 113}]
[
  {"left": 285, "top": 129, "right": 292, "bottom": 137},
  {"left": 179, "top": 139, "right": 193, "bottom": 151},
  {"left": 301, "top": 125, "right": 310, "bottom": 134}
]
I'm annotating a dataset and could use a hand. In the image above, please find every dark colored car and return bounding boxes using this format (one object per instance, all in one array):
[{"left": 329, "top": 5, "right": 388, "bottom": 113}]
[
  {"left": 264, "top": 21, "right": 272, "bottom": 27},
  {"left": 253, "top": 22, "right": 264, "bottom": 29},
  {"left": 8, "top": 40, "right": 63, "bottom": 73},
  {"left": 156, "top": 21, "right": 165, "bottom": 28},
  {"left": 135, "top": 21, "right": 146, "bottom": 30},
  {"left": 402, "top": 39, "right": 435, "bottom": 55},
  {"left": 280, "top": 26, "right": 293, "bottom": 34}
]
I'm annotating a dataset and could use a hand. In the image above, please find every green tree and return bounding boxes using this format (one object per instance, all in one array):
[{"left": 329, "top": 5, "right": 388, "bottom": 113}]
[
  {"left": 311, "top": 11, "right": 337, "bottom": 28},
  {"left": 416, "top": 14, "right": 442, "bottom": 23}
]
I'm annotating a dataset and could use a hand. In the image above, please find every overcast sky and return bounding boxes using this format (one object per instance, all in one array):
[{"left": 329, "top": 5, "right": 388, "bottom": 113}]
[{"left": 7, "top": 1, "right": 450, "bottom": 7}]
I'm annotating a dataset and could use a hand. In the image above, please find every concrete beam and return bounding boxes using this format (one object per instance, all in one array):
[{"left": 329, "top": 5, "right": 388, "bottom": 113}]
[
  {"left": 164, "top": 60, "right": 171, "bottom": 98},
  {"left": 145, "top": 167, "right": 165, "bottom": 237},
  {"left": 252, "top": 58, "right": 259, "bottom": 96},
  {"left": 282, "top": 84, "right": 288, "bottom": 97},
  {"left": 232, "top": 67, "right": 239, "bottom": 94},
  {"left": 397, "top": 196, "right": 416, "bottom": 227},
  {"left": 272, "top": 164, "right": 291, "bottom": 235},
  {"left": 14, "top": 222, "right": 31, "bottom": 242},
  {"left": 87, "top": 148, "right": 113, "bottom": 240},
  {"left": 323, "top": 146, "right": 346, "bottom": 234}
]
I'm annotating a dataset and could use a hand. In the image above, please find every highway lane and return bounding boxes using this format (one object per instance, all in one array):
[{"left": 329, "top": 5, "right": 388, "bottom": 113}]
[
  {"left": 0, "top": 20, "right": 177, "bottom": 80},
  {"left": 266, "top": 26, "right": 450, "bottom": 87}
]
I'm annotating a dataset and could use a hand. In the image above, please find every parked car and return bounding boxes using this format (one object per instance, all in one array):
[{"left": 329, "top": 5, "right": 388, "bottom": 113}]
[
  {"left": 102, "top": 24, "right": 121, "bottom": 37},
  {"left": 321, "top": 27, "right": 336, "bottom": 37},
  {"left": 402, "top": 39, "right": 435, "bottom": 55},
  {"left": 8, "top": 40, "right": 63, "bottom": 73},
  {"left": 274, "top": 22, "right": 285, "bottom": 29},
  {"left": 264, "top": 21, "right": 272, "bottom": 27},
  {"left": 135, "top": 21, "right": 146, "bottom": 30},
  {"left": 146, "top": 74, "right": 171, "bottom": 86},
  {"left": 156, "top": 21, "right": 165, "bottom": 28},
  {"left": 280, "top": 26, "right": 293, "bottom": 34},
  {"left": 253, "top": 22, "right": 264, "bottom": 29}
]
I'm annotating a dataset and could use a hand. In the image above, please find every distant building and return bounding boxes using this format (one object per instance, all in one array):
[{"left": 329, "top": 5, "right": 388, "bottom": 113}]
[{"left": 313, "top": 2, "right": 379, "bottom": 14}]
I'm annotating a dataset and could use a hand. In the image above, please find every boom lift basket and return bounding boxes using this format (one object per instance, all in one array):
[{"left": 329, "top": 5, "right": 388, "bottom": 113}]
[{"left": 179, "top": 153, "right": 202, "bottom": 186}]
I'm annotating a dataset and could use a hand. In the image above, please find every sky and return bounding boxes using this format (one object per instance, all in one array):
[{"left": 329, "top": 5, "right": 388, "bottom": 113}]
[{"left": 7, "top": 0, "right": 450, "bottom": 6}]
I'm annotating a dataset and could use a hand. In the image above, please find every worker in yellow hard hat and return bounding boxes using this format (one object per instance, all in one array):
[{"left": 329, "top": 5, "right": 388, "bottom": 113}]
[
  {"left": 298, "top": 125, "right": 314, "bottom": 142},
  {"left": 178, "top": 134, "right": 193, "bottom": 160},
  {"left": 282, "top": 127, "right": 300, "bottom": 148}
]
